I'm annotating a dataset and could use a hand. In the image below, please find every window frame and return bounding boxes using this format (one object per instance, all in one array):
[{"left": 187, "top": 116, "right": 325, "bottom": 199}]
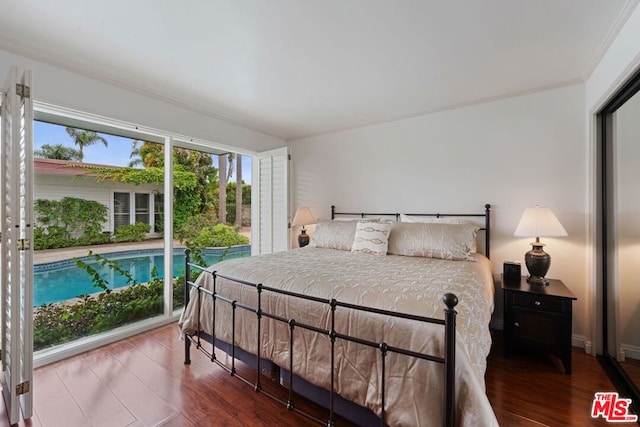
[
  {"left": 32, "top": 101, "right": 260, "bottom": 368},
  {"left": 110, "top": 190, "right": 158, "bottom": 235}
]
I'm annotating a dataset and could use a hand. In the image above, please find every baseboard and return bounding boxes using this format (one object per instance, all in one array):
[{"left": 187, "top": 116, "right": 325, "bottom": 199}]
[
  {"left": 619, "top": 343, "right": 640, "bottom": 361},
  {"left": 572, "top": 334, "right": 590, "bottom": 352}
]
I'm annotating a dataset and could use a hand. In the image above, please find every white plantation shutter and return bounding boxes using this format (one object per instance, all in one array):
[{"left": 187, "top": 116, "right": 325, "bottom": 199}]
[
  {"left": 1, "top": 66, "right": 34, "bottom": 424},
  {"left": 252, "top": 147, "right": 289, "bottom": 255}
]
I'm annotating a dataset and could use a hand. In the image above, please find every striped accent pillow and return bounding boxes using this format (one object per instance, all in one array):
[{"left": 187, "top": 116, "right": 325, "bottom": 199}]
[{"left": 351, "top": 221, "right": 392, "bottom": 255}]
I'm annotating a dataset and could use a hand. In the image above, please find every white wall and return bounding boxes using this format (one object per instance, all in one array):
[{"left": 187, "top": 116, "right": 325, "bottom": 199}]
[
  {"left": 586, "top": 5, "right": 640, "bottom": 113},
  {"left": 289, "top": 0, "right": 640, "bottom": 348},
  {"left": 0, "top": 48, "right": 285, "bottom": 152},
  {"left": 290, "top": 84, "right": 589, "bottom": 343}
]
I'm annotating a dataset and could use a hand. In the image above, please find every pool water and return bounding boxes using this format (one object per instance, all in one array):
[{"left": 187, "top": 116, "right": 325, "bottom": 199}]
[{"left": 33, "top": 246, "right": 250, "bottom": 307}]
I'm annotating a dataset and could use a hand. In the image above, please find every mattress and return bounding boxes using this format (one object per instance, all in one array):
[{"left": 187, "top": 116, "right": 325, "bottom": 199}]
[{"left": 179, "top": 247, "right": 498, "bottom": 426}]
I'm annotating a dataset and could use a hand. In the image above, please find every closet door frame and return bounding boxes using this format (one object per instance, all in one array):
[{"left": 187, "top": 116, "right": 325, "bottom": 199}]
[{"left": 597, "top": 65, "right": 640, "bottom": 415}]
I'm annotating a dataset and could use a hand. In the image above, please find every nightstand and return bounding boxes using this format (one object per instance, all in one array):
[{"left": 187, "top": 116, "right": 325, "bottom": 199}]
[{"left": 502, "top": 275, "right": 577, "bottom": 374}]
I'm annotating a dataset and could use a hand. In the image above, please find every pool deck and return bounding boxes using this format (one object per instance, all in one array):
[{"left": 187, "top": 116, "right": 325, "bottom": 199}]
[
  {"left": 34, "top": 239, "right": 184, "bottom": 264},
  {"left": 34, "top": 228, "right": 251, "bottom": 264}
]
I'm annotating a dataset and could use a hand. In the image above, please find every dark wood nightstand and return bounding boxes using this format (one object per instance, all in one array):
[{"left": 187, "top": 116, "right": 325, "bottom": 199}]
[{"left": 501, "top": 275, "right": 577, "bottom": 374}]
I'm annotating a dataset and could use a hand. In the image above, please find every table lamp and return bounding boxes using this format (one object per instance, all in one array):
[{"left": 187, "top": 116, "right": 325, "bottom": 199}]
[
  {"left": 292, "top": 207, "right": 317, "bottom": 247},
  {"left": 513, "top": 206, "right": 568, "bottom": 285}
]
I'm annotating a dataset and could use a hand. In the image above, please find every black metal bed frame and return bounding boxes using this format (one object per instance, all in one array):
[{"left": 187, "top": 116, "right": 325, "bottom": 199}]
[{"left": 183, "top": 204, "right": 492, "bottom": 427}]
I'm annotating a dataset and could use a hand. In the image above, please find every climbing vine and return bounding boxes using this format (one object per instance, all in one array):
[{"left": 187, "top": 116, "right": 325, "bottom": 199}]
[
  {"left": 34, "top": 197, "right": 110, "bottom": 249},
  {"left": 73, "top": 164, "right": 201, "bottom": 230}
]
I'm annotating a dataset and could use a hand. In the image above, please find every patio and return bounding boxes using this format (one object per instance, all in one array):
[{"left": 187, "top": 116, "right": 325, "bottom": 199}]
[
  {"left": 34, "top": 227, "right": 251, "bottom": 265},
  {"left": 34, "top": 238, "right": 179, "bottom": 265}
]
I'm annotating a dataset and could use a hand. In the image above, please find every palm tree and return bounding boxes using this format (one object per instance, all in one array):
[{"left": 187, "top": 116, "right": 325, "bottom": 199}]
[
  {"left": 65, "top": 127, "right": 108, "bottom": 162},
  {"left": 218, "top": 154, "right": 228, "bottom": 223},
  {"left": 128, "top": 140, "right": 143, "bottom": 167},
  {"left": 235, "top": 154, "right": 242, "bottom": 228},
  {"left": 34, "top": 143, "right": 81, "bottom": 161},
  {"left": 218, "top": 153, "right": 237, "bottom": 224}
]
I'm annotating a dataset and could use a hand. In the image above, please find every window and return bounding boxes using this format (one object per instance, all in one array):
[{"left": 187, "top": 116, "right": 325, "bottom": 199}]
[
  {"left": 113, "top": 192, "right": 130, "bottom": 228},
  {"left": 33, "top": 118, "right": 168, "bottom": 361},
  {"left": 154, "top": 192, "right": 164, "bottom": 233},
  {"left": 31, "top": 103, "right": 263, "bottom": 367},
  {"left": 135, "top": 193, "right": 150, "bottom": 224},
  {"left": 113, "top": 191, "right": 157, "bottom": 233}
]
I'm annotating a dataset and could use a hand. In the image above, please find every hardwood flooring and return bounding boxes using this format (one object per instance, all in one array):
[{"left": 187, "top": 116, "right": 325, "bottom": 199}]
[
  {"left": 486, "top": 330, "right": 619, "bottom": 426},
  {"left": 619, "top": 358, "right": 640, "bottom": 391},
  {"left": 0, "top": 324, "right": 628, "bottom": 426}
]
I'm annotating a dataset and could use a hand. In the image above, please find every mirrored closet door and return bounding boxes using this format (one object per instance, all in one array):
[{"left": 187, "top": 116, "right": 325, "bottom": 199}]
[
  {"left": 612, "top": 88, "right": 640, "bottom": 388},
  {"left": 599, "top": 66, "right": 640, "bottom": 411}
]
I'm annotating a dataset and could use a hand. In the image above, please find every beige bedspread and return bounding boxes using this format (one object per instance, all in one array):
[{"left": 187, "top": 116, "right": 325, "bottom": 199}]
[{"left": 179, "top": 247, "right": 498, "bottom": 426}]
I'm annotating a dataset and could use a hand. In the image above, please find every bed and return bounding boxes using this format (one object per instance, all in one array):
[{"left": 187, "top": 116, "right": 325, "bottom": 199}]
[{"left": 179, "top": 205, "right": 498, "bottom": 426}]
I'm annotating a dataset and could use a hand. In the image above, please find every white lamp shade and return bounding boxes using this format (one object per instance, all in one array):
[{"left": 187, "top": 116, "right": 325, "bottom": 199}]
[
  {"left": 292, "top": 207, "right": 317, "bottom": 227},
  {"left": 514, "top": 207, "right": 568, "bottom": 238}
]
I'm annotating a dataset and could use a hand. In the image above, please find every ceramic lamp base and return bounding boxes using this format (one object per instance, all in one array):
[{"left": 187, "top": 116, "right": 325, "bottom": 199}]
[
  {"left": 298, "top": 229, "right": 310, "bottom": 247},
  {"left": 525, "top": 243, "right": 551, "bottom": 286}
]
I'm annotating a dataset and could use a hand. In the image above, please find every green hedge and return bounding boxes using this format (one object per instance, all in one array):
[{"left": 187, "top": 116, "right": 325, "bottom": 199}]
[
  {"left": 34, "top": 251, "right": 189, "bottom": 351},
  {"left": 34, "top": 277, "right": 185, "bottom": 351},
  {"left": 177, "top": 215, "right": 248, "bottom": 249},
  {"left": 194, "top": 223, "right": 249, "bottom": 247},
  {"left": 114, "top": 222, "right": 151, "bottom": 242}
]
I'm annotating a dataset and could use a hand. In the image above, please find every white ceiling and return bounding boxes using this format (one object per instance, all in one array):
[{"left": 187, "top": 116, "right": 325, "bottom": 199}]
[{"left": 0, "top": 1, "right": 636, "bottom": 140}]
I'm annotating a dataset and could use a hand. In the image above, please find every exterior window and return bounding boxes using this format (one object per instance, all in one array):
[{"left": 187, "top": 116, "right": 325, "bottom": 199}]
[
  {"left": 135, "top": 193, "right": 150, "bottom": 225},
  {"left": 154, "top": 193, "right": 164, "bottom": 233},
  {"left": 114, "top": 192, "right": 131, "bottom": 228},
  {"left": 113, "top": 191, "right": 154, "bottom": 231}
]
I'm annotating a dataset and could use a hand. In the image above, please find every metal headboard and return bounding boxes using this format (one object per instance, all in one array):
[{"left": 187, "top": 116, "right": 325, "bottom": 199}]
[{"left": 331, "top": 203, "right": 492, "bottom": 258}]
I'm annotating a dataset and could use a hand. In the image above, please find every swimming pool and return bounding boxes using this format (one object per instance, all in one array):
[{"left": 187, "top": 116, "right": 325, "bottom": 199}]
[{"left": 33, "top": 245, "right": 250, "bottom": 307}]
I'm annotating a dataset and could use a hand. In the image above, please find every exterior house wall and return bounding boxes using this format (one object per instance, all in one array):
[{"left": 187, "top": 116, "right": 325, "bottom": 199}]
[{"left": 34, "top": 173, "right": 161, "bottom": 234}]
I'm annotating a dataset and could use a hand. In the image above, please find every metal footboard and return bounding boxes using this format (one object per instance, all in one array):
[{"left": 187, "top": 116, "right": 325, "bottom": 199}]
[{"left": 183, "top": 249, "right": 458, "bottom": 427}]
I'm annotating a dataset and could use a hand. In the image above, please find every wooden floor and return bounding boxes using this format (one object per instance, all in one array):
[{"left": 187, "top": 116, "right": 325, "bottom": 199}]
[
  {"left": 485, "top": 330, "right": 618, "bottom": 426},
  {"left": 0, "top": 324, "right": 626, "bottom": 426},
  {"left": 620, "top": 358, "right": 640, "bottom": 390}
]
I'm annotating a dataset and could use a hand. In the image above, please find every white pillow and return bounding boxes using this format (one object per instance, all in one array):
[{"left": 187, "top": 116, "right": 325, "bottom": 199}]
[
  {"left": 351, "top": 221, "right": 392, "bottom": 255},
  {"left": 400, "top": 214, "right": 478, "bottom": 253},
  {"left": 388, "top": 222, "right": 478, "bottom": 261},
  {"left": 400, "top": 213, "right": 457, "bottom": 224}
]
